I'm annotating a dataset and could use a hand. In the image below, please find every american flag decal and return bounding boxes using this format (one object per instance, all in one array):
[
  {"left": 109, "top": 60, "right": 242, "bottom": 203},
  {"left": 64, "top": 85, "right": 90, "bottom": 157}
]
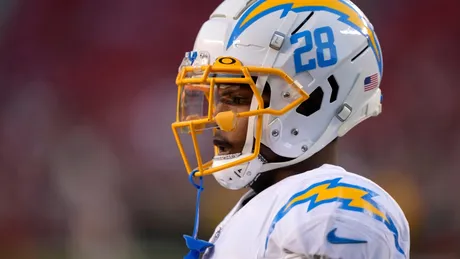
[{"left": 364, "top": 73, "right": 379, "bottom": 92}]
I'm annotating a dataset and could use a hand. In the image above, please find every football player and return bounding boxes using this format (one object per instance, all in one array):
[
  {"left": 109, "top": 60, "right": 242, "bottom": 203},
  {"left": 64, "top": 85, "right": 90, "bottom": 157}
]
[{"left": 171, "top": 0, "right": 410, "bottom": 258}]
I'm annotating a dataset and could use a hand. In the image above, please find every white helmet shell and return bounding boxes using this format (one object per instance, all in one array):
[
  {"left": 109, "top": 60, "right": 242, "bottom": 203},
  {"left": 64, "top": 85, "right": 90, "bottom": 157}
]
[{"left": 190, "top": 0, "right": 383, "bottom": 190}]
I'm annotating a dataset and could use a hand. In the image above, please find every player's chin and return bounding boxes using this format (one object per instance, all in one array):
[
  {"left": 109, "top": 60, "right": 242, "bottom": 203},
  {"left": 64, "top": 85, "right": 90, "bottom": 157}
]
[
  {"left": 216, "top": 145, "right": 246, "bottom": 157},
  {"left": 213, "top": 139, "right": 234, "bottom": 156},
  {"left": 217, "top": 146, "right": 236, "bottom": 156}
]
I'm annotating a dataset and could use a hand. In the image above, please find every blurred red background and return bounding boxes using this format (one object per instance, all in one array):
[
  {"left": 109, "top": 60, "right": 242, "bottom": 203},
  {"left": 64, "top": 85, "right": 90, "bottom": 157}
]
[{"left": 0, "top": 0, "right": 459, "bottom": 258}]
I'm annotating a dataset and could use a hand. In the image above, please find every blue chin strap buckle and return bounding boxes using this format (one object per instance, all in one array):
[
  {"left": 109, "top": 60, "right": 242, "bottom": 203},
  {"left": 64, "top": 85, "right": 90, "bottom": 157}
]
[{"left": 183, "top": 170, "right": 214, "bottom": 259}]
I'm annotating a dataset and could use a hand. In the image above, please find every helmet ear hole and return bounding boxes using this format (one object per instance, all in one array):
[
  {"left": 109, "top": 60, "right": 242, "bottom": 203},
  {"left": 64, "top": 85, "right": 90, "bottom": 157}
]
[
  {"left": 328, "top": 75, "right": 339, "bottom": 103},
  {"left": 296, "top": 87, "right": 324, "bottom": 117}
]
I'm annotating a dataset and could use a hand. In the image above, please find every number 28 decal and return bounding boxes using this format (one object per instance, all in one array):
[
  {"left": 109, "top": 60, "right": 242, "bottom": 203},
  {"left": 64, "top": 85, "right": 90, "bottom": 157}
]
[{"left": 291, "top": 26, "right": 338, "bottom": 73}]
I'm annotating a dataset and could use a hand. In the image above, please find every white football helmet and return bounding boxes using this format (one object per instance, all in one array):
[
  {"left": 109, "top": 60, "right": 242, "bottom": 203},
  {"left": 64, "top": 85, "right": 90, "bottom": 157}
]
[{"left": 171, "top": 0, "right": 383, "bottom": 190}]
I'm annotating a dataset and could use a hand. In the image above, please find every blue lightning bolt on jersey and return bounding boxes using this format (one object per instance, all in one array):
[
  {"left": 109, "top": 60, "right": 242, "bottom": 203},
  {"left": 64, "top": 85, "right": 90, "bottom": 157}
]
[{"left": 202, "top": 164, "right": 410, "bottom": 259}]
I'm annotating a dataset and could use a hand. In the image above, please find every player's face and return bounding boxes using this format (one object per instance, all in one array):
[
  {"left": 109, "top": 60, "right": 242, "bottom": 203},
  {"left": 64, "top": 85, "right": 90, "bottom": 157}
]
[{"left": 213, "top": 84, "right": 269, "bottom": 155}]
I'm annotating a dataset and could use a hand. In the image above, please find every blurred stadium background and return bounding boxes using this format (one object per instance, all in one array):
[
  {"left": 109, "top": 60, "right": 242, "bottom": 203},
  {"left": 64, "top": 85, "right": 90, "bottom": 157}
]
[{"left": 0, "top": 0, "right": 459, "bottom": 258}]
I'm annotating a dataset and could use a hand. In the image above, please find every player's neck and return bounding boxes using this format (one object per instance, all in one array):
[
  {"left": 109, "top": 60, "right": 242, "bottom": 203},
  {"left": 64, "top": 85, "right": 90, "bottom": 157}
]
[{"left": 250, "top": 139, "right": 338, "bottom": 194}]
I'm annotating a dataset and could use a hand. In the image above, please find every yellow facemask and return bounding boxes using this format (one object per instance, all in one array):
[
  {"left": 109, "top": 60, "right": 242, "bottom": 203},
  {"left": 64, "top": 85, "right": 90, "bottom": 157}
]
[{"left": 171, "top": 55, "right": 309, "bottom": 177}]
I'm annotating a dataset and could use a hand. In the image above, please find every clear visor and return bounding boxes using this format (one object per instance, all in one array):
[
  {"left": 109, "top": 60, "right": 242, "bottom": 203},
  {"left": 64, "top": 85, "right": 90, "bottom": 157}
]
[
  {"left": 178, "top": 83, "right": 215, "bottom": 133},
  {"left": 177, "top": 72, "right": 249, "bottom": 134}
]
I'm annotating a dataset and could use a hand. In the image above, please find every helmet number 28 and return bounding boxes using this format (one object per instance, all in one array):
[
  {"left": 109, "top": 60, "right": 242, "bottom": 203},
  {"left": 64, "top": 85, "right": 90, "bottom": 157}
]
[{"left": 291, "top": 26, "right": 338, "bottom": 73}]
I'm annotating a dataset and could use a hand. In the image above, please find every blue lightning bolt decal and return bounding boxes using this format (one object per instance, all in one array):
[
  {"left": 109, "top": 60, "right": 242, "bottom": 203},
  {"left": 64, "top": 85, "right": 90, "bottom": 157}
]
[
  {"left": 227, "top": 0, "right": 383, "bottom": 74},
  {"left": 264, "top": 177, "right": 405, "bottom": 256}
]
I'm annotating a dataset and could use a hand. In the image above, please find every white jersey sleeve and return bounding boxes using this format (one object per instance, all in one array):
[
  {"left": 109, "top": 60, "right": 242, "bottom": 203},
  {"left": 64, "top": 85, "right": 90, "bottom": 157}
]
[
  {"left": 276, "top": 213, "right": 396, "bottom": 259},
  {"left": 264, "top": 166, "right": 410, "bottom": 259}
]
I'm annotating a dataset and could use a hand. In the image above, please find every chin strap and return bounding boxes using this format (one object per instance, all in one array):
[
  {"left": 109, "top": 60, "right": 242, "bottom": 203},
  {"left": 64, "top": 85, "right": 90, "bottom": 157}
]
[{"left": 183, "top": 170, "right": 214, "bottom": 259}]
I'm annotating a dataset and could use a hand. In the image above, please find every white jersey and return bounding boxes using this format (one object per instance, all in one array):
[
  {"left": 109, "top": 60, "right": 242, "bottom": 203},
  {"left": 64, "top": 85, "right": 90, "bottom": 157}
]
[{"left": 202, "top": 164, "right": 410, "bottom": 259}]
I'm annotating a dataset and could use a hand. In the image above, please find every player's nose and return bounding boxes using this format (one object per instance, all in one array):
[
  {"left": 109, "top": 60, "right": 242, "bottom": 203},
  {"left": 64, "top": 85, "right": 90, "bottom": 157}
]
[{"left": 213, "top": 102, "right": 225, "bottom": 117}]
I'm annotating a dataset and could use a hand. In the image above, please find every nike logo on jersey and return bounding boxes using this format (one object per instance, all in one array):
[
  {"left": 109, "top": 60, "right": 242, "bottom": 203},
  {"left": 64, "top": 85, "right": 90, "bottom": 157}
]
[{"left": 326, "top": 228, "right": 367, "bottom": 244}]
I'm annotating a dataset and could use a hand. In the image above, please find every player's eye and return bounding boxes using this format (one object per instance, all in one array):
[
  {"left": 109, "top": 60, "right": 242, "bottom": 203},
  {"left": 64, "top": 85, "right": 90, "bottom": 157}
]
[
  {"left": 219, "top": 95, "right": 251, "bottom": 105},
  {"left": 216, "top": 83, "right": 253, "bottom": 106}
]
